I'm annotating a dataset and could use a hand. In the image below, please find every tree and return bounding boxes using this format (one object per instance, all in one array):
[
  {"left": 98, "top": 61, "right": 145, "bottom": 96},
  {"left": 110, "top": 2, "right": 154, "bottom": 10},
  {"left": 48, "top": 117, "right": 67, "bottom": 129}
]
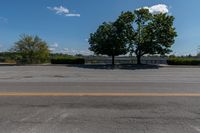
[
  {"left": 12, "top": 35, "right": 50, "bottom": 64},
  {"left": 130, "top": 8, "right": 177, "bottom": 64},
  {"left": 89, "top": 12, "right": 135, "bottom": 66}
]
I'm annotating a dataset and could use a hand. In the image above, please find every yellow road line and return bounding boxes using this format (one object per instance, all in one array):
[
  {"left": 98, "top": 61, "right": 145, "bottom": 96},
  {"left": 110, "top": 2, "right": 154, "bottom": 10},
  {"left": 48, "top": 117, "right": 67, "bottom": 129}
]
[{"left": 0, "top": 92, "right": 200, "bottom": 97}]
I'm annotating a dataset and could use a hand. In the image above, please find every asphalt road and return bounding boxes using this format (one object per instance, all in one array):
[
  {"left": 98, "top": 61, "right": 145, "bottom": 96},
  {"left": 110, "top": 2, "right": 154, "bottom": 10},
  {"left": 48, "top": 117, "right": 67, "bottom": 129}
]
[{"left": 0, "top": 66, "right": 200, "bottom": 133}]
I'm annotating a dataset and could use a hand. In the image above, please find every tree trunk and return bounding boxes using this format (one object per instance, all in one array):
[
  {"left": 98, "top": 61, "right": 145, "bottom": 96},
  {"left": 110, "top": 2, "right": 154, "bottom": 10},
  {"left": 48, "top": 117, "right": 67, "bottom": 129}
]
[
  {"left": 137, "top": 55, "right": 141, "bottom": 65},
  {"left": 112, "top": 55, "right": 115, "bottom": 67},
  {"left": 130, "top": 54, "right": 134, "bottom": 64}
]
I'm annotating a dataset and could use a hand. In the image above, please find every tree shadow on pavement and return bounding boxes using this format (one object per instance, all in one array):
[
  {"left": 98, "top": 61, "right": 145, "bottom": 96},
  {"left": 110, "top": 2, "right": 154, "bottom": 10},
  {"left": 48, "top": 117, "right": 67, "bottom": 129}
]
[{"left": 66, "top": 64, "right": 160, "bottom": 70}]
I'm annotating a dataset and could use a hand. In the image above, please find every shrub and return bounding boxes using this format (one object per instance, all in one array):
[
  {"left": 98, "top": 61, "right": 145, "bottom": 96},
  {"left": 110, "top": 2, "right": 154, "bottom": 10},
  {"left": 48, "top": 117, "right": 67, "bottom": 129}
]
[
  {"left": 51, "top": 57, "right": 85, "bottom": 64},
  {"left": 11, "top": 35, "right": 50, "bottom": 64},
  {"left": 167, "top": 58, "right": 200, "bottom": 65},
  {"left": 0, "top": 57, "right": 5, "bottom": 62}
]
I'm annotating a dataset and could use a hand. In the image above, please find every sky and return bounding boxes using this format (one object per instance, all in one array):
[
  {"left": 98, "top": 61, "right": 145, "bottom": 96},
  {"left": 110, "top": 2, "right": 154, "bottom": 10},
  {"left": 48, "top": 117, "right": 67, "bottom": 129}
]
[{"left": 0, "top": 0, "right": 200, "bottom": 55}]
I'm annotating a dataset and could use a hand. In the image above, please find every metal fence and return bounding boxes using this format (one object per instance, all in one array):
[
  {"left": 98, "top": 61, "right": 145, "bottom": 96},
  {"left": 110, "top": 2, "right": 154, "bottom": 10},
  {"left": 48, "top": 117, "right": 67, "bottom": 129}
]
[{"left": 84, "top": 57, "right": 167, "bottom": 65}]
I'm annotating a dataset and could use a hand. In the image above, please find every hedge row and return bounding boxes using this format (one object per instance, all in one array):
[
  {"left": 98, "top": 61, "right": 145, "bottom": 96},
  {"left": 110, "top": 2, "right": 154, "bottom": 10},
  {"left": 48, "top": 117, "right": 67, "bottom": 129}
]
[
  {"left": 167, "top": 58, "right": 200, "bottom": 65},
  {"left": 0, "top": 58, "right": 5, "bottom": 62},
  {"left": 51, "top": 57, "right": 85, "bottom": 64}
]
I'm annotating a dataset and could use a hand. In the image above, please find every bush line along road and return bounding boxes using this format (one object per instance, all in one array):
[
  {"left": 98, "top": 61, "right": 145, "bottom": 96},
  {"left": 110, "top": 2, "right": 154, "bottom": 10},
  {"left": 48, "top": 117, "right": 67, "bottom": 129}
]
[{"left": 0, "top": 66, "right": 200, "bottom": 133}]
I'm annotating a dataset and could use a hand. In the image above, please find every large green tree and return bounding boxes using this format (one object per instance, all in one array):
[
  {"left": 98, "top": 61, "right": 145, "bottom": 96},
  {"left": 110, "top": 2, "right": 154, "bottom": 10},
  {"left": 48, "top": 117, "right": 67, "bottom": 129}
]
[
  {"left": 12, "top": 35, "right": 50, "bottom": 64},
  {"left": 89, "top": 12, "right": 135, "bottom": 66},
  {"left": 130, "top": 8, "right": 177, "bottom": 64}
]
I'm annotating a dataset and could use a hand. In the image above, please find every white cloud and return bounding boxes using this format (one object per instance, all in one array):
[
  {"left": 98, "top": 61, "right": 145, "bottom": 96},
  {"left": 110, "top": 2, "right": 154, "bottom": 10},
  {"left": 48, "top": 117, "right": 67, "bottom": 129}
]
[
  {"left": 49, "top": 43, "right": 59, "bottom": 52},
  {"left": 48, "top": 47, "right": 55, "bottom": 51},
  {"left": 47, "top": 6, "right": 80, "bottom": 17},
  {"left": 140, "top": 4, "right": 169, "bottom": 14},
  {"left": 65, "top": 14, "right": 80, "bottom": 17},
  {"left": 63, "top": 48, "right": 68, "bottom": 51},
  {"left": 48, "top": 43, "right": 91, "bottom": 55},
  {"left": 62, "top": 48, "right": 92, "bottom": 55},
  {"left": 47, "top": 6, "right": 69, "bottom": 15},
  {"left": 51, "top": 42, "right": 59, "bottom": 48}
]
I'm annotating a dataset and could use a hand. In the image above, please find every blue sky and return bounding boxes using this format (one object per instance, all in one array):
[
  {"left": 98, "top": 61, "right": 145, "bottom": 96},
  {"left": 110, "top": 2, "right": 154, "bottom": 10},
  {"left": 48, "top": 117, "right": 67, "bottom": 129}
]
[{"left": 0, "top": 0, "right": 200, "bottom": 55}]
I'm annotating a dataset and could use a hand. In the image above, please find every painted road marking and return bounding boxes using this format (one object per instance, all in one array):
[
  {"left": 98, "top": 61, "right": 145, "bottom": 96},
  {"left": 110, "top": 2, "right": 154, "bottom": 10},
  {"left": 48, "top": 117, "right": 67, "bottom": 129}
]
[{"left": 0, "top": 92, "right": 200, "bottom": 97}]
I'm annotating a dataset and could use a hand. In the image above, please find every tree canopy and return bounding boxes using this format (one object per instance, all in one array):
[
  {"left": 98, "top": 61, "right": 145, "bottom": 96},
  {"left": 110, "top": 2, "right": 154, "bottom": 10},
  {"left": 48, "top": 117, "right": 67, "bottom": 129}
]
[
  {"left": 89, "top": 8, "right": 177, "bottom": 65},
  {"left": 12, "top": 35, "right": 50, "bottom": 64},
  {"left": 131, "top": 9, "right": 177, "bottom": 64},
  {"left": 89, "top": 12, "right": 135, "bottom": 65}
]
